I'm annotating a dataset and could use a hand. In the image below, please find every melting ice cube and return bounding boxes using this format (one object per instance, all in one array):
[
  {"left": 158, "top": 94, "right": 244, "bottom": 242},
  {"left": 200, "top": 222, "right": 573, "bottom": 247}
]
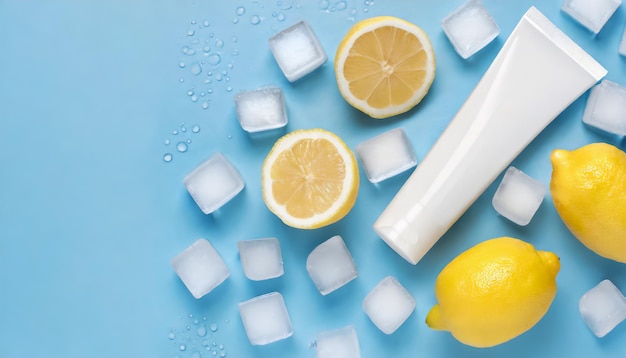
[
  {"left": 238, "top": 292, "right": 293, "bottom": 345},
  {"left": 561, "top": 0, "right": 621, "bottom": 35},
  {"left": 171, "top": 239, "right": 230, "bottom": 299},
  {"left": 582, "top": 80, "right": 626, "bottom": 137},
  {"left": 234, "top": 87, "right": 288, "bottom": 133},
  {"left": 492, "top": 166, "right": 546, "bottom": 226},
  {"left": 306, "top": 235, "right": 358, "bottom": 295},
  {"left": 355, "top": 128, "right": 418, "bottom": 184},
  {"left": 237, "top": 238, "right": 284, "bottom": 281},
  {"left": 441, "top": 0, "right": 500, "bottom": 59},
  {"left": 579, "top": 279, "right": 626, "bottom": 337},
  {"left": 183, "top": 152, "right": 245, "bottom": 214},
  {"left": 313, "top": 325, "right": 361, "bottom": 358},
  {"left": 269, "top": 20, "right": 327, "bottom": 82},
  {"left": 362, "top": 276, "right": 415, "bottom": 334}
]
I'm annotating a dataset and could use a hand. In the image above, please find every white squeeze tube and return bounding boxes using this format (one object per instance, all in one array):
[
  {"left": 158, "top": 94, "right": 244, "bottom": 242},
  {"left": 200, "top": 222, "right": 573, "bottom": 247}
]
[{"left": 373, "top": 6, "right": 607, "bottom": 265}]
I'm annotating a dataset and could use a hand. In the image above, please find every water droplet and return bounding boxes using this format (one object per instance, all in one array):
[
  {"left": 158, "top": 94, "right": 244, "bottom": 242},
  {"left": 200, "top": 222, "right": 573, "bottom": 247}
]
[
  {"left": 212, "top": 342, "right": 217, "bottom": 346},
  {"left": 276, "top": 12, "right": 286, "bottom": 21},
  {"left": 191, "top": 38, "right": 200, "bottom": 45},
  {"left": 336, "top": 1, "right": 347, "bottom": 10},
  {"left": 187, "top": 28, "right": 195, "bottom": 36},
  {"left": 187, "top": 90, "right": 194, "bottom": 96},
  {"left": 203, "top": 46, "right": 211, "bottom": 54},
  {"left": 168, "top": 331, "right": 176, "bottom": 340},
  {"left": 200, "top": 92, "right": 206, "bottom": 97},
  {"left": 209, "top": 33, "right": 214, "bottom": 38},
  {"left": 215, "top": 74, "right": 223, "bottom": 81},
  {"left": 164, "top": 139, "right": 170, "bottom": 145},
  {"left": 250, "top": 15, "right": 260, "bottom": 25},
  {"left": 191, "top": 352, "right": 202, "bottom": 358},
  {"left": 220, "top": 352, "right": 226, "bottom": 357},
  {"left": 221, "top": 70, "right": 228, "bottom": 76},
  {"left": 203, "top": 20, "right": 211, "bottom": 27},
  {"left": 191, "top": 20, "right": 197, "bottom": 25},
  {"left": 181, "top": 127, "right": 187, "bottom": 132},
  {"left": 186, "top": 325, "right": 191, "bottom": 331},
  {"left": 191, "top": 95, "right": 198, "bottom": 102},
  {"left": 319, "top": 0, "right": 329, "bottom": 10},
  {"left": 178, "top": 61, "right": 186, "bottom": 68},
  {"left": 190, "top": 63, "right": 202, "bottom": 76},
  {"left": 179, "top": 78, "right": 185, "bottom": 83},
  {"left": 192, "top": 125, "right": 200, "bottom": 133},
  {"left": 210, "top": 323, "right": 218, "bottom": 332},
  {"left": 197, "top": 324, "right": 208, "bottom": 337},
  {"left": 177, "top": 142, "right": 188, "bottom": 153},
  {"left": 232, "top": 18, "right": 239, "bottom": 24},
  {"left": 225, "top": 76, "right": 230, "bottom": 82},
  {"left": 187, "top": 139, "right": 192, "bottom": 144},
  {"left": 203, "top": 316, "right": 208, "bottom": 321},
  {"left": 231, "top": 36, "right": 238, "bottom": 43},
  {"left": 272, "top": 12, "right": 277, "bottom": 17},
  {"left": 215, "top": 39, "right": 224, "bottom": 48},
  {"left": 163, "top": 154, "right": 173, "bottom": 162},
  {"left": 231, "top": 49, "right": 239, "bottom": 56},
  {"left": 212, "top": 352, "right": 217, "bottom": 356},
  {"left": 226, "top": 86, "right": 232, "bottom": 92},
  {"left": 172, "top": 130, "right": 179, "bottom": 135},
  {"left": 236, "top": 6, "right": 246, "bottom": 15},
  {"left": 179, "top": 344, "right": 187, "bottom": 351},
  {"left": 363, "top": 7, "right": 369, "bottom": 12},
  {"left": 227, "top": 134, "right": 233, "bottom": 139},
  {"left": 219, "top": 345, "right": 224, "bottom": 350},
  {"left": 207, "top": 53, "right": 221, "bottom": 66},
  {"left": 208, "top": 89, "right": 214, "bottom": 94},
  {"left": 201, "top": 102, "right": 209, "bottom": 109}
]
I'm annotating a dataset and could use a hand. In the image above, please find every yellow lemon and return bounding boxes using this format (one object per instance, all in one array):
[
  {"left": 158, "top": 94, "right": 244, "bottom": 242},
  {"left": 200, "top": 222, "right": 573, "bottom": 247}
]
[
  {"left": 261, "top": 129, "right": 359, "bottom": 229},
  {"left": 334, "top": 16, "right": 436, "bottom": 119},
  {"left": 550, "top": 142, "right": 626, "bottom": 263},
  {"left": 425, "top": 237, "right": 560, "bottom": 348}
]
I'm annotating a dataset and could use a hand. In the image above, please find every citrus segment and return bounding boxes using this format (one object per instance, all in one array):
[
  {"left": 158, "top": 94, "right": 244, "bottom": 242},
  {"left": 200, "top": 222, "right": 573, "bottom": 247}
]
[
  {"left": 335, "top": 16, "right": 436, "bottom": 119},
  {"left": 262, "top": 129, "right": 359, "bottom": 229}
]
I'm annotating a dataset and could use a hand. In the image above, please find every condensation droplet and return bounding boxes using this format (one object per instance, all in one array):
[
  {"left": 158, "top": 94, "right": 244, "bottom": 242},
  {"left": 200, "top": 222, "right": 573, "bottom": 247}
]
[
  {"left": 232, "top": 18, "right": 239, "bottom": 24},
  {"left": 203, "top": 20, "right": 211, "bottom": 27},
  {"left": 236, "top": 6, "right": 246, "bottom": 15},
  {"left": 187, "top": 139, "right": 192, "bottom": 144},
  {"left": 164, "top": 139, "right": 170, "bottom": 145},
  {"left": 187, "top": 90, "right": 194, "bottom": 96},
  {"left": 172, "top": 130, "right": 179, "bottom": 135},
  {"left": 168, "top": 331, "right": 176, "bottom": 340},
  {"left": 226, "top": 86, "right": 232, "bottom": 92},
  {"left": 202, "top": 102, "right": 209, "bottom": 109},
  {"left": 276, "top": 12, "right": 286, "bottom": 21},
  {"left": 215, "top": 39, "right": 224, "bottom": 48},
  {"left": 250, "top": 15, "right": 260, "bottom": 25},
  {"left": 187, "top": 28, "right": 195, "bottom": 36},
  {"left": 207, "top": 53, "right": 221, "bottom": 66},
  {"left": 197, "top": 324, "right": 207, "bottom": 337},
  {"left": 191, "top": 95, "right": 198, "bottom": 102},
  {"left": 177, "top": 142, "right": 188, "bottom": 153},
  {"left": 163, "top": 154, "right": 173, "bottom": 162},
  {"left": 179, "top": 78, "right": 185, "bottom": 83},
  {"left": 179, "top": 344, "right": 187, "bottom": 351},
  {"left": 190, "top": 63, "right": 202, "bottom": 76},
  {"left": 178, "top": 61, "right": 186, "bottom": 68},
  {"left": 192, "top": 125, "right": 200, "bottom": 133},
  {"left": 220, "top": 352, "right": 226, "bottom": 357},
  {"left": 210, "top": 323, "right": 218, "bottom": 332},
  {"left": 319, "top": 0, "right": 329, "bottom": 10}
]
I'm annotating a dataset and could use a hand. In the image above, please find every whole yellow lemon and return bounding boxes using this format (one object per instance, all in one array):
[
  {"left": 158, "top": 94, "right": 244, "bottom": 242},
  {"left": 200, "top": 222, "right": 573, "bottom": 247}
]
[
  {"left": 550, "top": 142, "right": 626, "bottom": 263},
  {"left": 425, "top": 237, "right": 560, "bottom": 348}
]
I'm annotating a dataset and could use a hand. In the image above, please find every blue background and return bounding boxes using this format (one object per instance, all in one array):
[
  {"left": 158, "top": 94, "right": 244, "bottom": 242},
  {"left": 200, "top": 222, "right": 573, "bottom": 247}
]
[{"left": 1, "top": 1, "right": 626, "bottom": 357}]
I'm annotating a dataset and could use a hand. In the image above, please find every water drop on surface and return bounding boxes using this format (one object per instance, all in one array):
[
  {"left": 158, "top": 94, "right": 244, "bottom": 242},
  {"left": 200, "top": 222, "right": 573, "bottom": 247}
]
[
  {"left": 215, "top": 74, "right": 223, "bottom": 81},
  {"left": 236, "top": 6, "right": 246, "bottom": 15},
  {"left": 163, "top": 154, "right": 173, "bottom": 162},
  {"left": 164, "top": 139, "right": 170, "bottom": 145},
  {"left": 187, "top": 139, "right": 192, "bottom": 144},
  {"left": 172, "top": 130, "right": 178, "bottom": 135},
  {"left": 202, "top": 102, "right": 209, "bottom": 109},
  {"left": 203, "top": 46, "right": 211, "bottom": 54},
  {"left": 179, "top": 344, "right": 187, "bottom": 351},
  {"left": 336, "top": 1, "right": 347, "bottom": 10},
  {"left": 226, "top": 86, "right": 233, "bottom": 92},
  {"left": 191, "top": 95, "right": 198, "bottom": 102},
  {"left": 209, "top": 32, "right": 214, "bottom": 38},
  {"left": 177, "top": 142, "right": 188, "bottom": 153},
  {"left": 191, "top": 20, "right": 197, "bottom": 25},
  {"left": 197, "top": 324, "right": 207, "bottom": 337},
  {"left": 190, "top": 352, "right": 202, "bottom": 358},
  {"left": 210, "top": 323, "right": 218, "bottom": 332},
  {"left": 187, "top": 90, "right": 194, "bottom": 96},
  {"left": 179, "top": 78, "right": 185, "bottom": 83},
  {"left": 232, "top": 18, "right": 239, "bottom": 24},
  {"left": 212, "top": 352, "right": 217, "bottom": 356},
  {"left": 168, "top": 331, "right": 176, "bottom": 340},
  {"left": 207, "top": 53, "right": 221, "bottom": 66},
  {"left": 203, "top": 20, "right": 211, "bottom": 27},
  {"left": 192, "top": 125, "right": 201, "bottom": 133},
  {"left": 208, "top": 89, "right": 214, "bottom": 94},
  {"left": 250, "top": 15, "right": 260, "bottom": 25},
  {"left": 181, "top": 127, "right": 187, "bottom": 132},
  {"left": 319, "top": 0, "right": 329, "bottom": 10},
  {"left": 191, "top": 63, "right": 202, "bottom": 76},
  {"left": 220, "top": 352, "right": 226, "bottom": 357},
  {"left": 276, "top": 12, "right": 286, "bottom": 21},
  {"left": 186, "top": 325, "right": 191, "bottom": 331},
  {"left": 187, "top": 28, "right": 195, "bottom": 36},
  {"left": 178, "top": 62, "right": 186, "bottom": 68},
  {"left": 215, "top": 39, "right": 224, "bottom": 48}
]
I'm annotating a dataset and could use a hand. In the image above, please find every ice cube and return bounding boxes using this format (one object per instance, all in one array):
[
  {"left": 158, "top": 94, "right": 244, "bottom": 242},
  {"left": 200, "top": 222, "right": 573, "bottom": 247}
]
[
  {"left": 237, "top": 238, "right": 284, "bottom": 281},
  {"left": 441, "top": 0, "right": 500, "bottom": 59},
  {"left": 561, "top": 0, "right": 621, "bottom": 35},
  {"left": 356, "top": 128, "right": 418, "bottom": 184},
  {"left": 183, "top": 152, "right": 245, "bottom": 214},
  {"left": 314, "top": 325, "right": 361, "bottom": 358},
  {"left": 234, "top": 87, "right": 288, "bottom": 133},
  {"left": 579, "top": 279, "right": 626, "bottom": 337},
  {"left": 171, "top": 239, "right": 230, "bottom": 299},
  {"left": 269, "top": 20, "right": 327, "bottom": 82},
  {"left": 492, "top": 166, "right": 546, "bottom": 226},
  {"left": 238, "top": 292, "right": 294, "bottom": 345},
  {"left": 306, "top": 235, "right": 358, "bottom": 295},
  {"left": 582, "top": 80, "right": 626, "bottom": 136},
  {"left": 362, "top": 276, "right": 415, "bottom": 334}
]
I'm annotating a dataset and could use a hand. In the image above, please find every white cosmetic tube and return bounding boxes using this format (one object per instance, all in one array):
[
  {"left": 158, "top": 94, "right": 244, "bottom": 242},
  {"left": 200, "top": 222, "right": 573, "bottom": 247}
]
[{"left": 373, "top": 6, "right": 607, "bottom": 265}]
